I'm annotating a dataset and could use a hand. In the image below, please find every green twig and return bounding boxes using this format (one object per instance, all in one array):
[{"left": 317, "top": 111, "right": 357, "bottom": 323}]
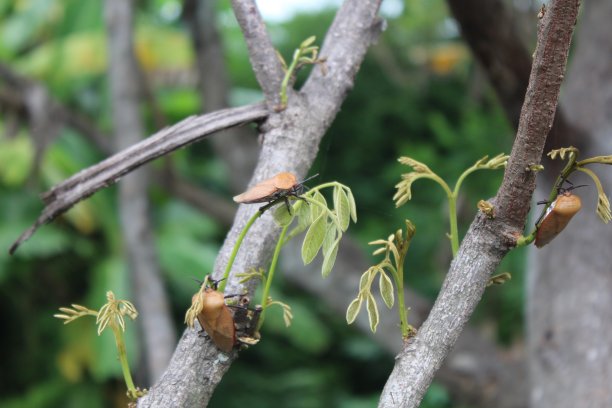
[
  {"left": 219, "top": 211, "right": 261, "bottom": 292},
  {"left": 257, "top": 224, "right": 289, "bottom": 330}
]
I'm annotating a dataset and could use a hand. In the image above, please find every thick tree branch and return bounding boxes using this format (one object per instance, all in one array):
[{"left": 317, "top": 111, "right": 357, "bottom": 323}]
[
  {"left": 9, "top": 102, "right": 268, "bottom": 254},
  {"left": 138, "top": 0, "right": 384, "bottom": 406},
  {"left": 378, "top": 1, "right": 580, "bottom": 406},
  {"left": 230, "top": 0, "right": 285, "bottom": 107}
]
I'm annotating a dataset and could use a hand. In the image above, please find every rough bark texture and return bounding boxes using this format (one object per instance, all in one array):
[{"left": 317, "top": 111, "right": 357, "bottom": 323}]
[
  {"left": 230, "top": 0, "right": 285, "bottom": 108},
  {"left": 378, "top": 1, "right": 581, "bottom": 406},
  {"left": 138, "top": 0, "right": 384, "bottom": 406},
  {"left": 528, "top": 0, "right": 612, "bottom": 406},
  {"left": 104, "top": 0, "right": 176, "bottom": 383}
]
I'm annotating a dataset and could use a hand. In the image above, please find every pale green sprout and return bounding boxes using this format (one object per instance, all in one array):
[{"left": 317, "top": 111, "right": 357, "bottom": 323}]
[
  {"left": 346, "top": 220, "right": 416, "bottom": 339},
  {"left": 277, "top": 36, "right": 327, "bottom": 110},
  {"left": 54, "top": 291, "right": 145, "bottom": 400},
  {"left": 394, "top": 153, "right": 508, "bottom": 256}
]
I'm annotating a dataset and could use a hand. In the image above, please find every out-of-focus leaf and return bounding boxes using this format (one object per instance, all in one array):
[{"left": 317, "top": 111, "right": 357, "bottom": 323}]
[
  {"left": 0, "top": 133, "right": 33, "bottom": 186},
  {"left": 264, "top": 293, "right": 331, "bottom": 354}
]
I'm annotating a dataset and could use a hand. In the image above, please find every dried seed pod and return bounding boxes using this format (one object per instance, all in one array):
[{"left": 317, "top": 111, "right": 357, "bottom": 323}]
[{"left": 535, "top": 191, "right": 582, "bottom": 248}]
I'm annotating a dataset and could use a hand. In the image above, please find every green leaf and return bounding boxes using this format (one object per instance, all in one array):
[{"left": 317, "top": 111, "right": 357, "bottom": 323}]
[
  {"left": 346, "top": 296, "right": 363, "bottom": 324},
  {"left": 309, "top": 191, "right": 327, "bottom": 221},
  {"left": 273, "top": 202, "right": 294, "bottom": 226},
  {"left": 300, "top": 35, "right": 316, "bottom": 49},
  {"left": 379, "top": 272, "right": 395, "bottom": 308},
  {"left": 359, "top": 268, "right": 374, "bottom": 292},
  {"left": 366, "top": 293, "right": 379, "bottom": 333},
  {"left": 301, "top": 213, "right": 326, "bottom": 264},
  {"left": 334, "top": 186, "right": 351, "bottom": 231},
  {"left": 322, "top": 222, "right": 336, "bottom": 255},
  {"left": 287, "top": 200, "right": 311, "bottom": 239},
  {"left": 346, "top": 188, "right": 358, "bottom": 223},
  {"left": 321, "top": 234, "right": 341, "bottom": 277}
]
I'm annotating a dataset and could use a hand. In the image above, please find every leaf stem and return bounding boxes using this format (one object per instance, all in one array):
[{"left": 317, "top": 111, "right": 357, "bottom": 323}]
[
  {"left": 219, "top": 211, "right": 261, "bottom": 292},
  {"left": 111, "top": 324, "right": 137, "bottom": 399},
  {"left": 257, "top": 224, "right": 290, "bottom": 330}
]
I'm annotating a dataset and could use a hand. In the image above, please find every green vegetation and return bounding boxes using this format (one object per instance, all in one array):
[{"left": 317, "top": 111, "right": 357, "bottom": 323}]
[{"left": 0, "top": 0, "right": 523, "bottom": 407}]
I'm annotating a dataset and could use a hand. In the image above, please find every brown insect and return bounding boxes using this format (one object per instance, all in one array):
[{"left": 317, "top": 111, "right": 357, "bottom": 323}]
[
  {"left": 535, "top": 190, "right": 582, "bottom": 248},
  {"left": 233, "top": 172, "right": 317, "bottom": 212},
  {"left": 191, "top": 281, "right": 237, "bottom": 353},
  {"left": 188, "top": 277, "right": 262, "bottom": 352}
]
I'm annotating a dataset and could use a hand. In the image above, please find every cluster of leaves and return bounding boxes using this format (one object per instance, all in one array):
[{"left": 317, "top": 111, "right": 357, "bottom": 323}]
[
  {"left": 273, "top": 182, "right": 357, "bottom": 277},
  {"left": 54, "top": 292, "right": 144, "bottom": 400},
  {"left": 347, "top": 220, "right": 416, "bottom": 337}
]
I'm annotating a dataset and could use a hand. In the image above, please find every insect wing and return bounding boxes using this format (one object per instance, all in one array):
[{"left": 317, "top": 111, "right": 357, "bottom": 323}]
[
  {"left": 233, "top": 178, "right": 280, "bottom": 204},
  {"left": 535, "top": 193, "right": 582, "bottom": 248},
  {"left": 197, "top": 289, "right": 236, "bottom": 352}
]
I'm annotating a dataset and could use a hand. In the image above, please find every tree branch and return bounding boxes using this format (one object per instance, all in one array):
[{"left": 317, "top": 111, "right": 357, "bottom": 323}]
[
  {"left": 230, "top": 0, "right": 285, "bottom": 107},
  {"left": 281, "top": 237, "right": 527, "bottom": 408},
  {"left": 185, "top": 0, "right": 260, "bottom": 192},
  {"left": 378, "top": 1, "right": 581, "bottom": 406},
  {"left": 9, "top": 102, "right": 268, "bottom": 254},
  {"left": 138, "top": 0, "right": 384, "bottom": 405}
]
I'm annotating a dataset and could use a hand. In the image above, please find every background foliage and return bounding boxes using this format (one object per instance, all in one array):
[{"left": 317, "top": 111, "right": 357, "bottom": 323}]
[{"left": 0, "top": 0, "right": 525, "bottom": 406}]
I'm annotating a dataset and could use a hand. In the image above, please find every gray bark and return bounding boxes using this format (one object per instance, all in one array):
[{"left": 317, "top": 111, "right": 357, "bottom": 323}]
[
  {"left": 138, "top": 0, "right": 385, "bottom": 405},
  {"left": 378, "top": 0, "right": 580, "bottom": 406},
  {"left": 104, "top": 0, "right": 175, "bottom": 383},
  {"left": 528, "top": 0, "right": 612, "bottom": 406}
]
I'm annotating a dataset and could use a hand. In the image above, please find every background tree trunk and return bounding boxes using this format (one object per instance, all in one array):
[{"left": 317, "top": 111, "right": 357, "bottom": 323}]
[
  {"left": 105, "top": 0, "right": 176, "bottom": 384},
  {"left": 528, "top": 0, "right": 612, "bottom": 406}
]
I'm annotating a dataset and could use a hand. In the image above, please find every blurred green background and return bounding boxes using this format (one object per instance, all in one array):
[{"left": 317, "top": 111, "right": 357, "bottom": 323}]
[{"left": 0, "top": 0, "right": 525, "bottom": 407}]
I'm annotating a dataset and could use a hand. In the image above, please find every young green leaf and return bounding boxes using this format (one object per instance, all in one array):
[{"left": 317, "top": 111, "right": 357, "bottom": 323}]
[
  {"left": 301, "top": 213, "right": 326, "bottom": 264},
  {"left": 346, "top": 296, "right": 363, "bottom": 324},
  {"left": 379, "top": 272, "right": 395, "bottom": 309},
  {"left": 309, "top": 191, "right": 327, "bottom": 221},
  {"left": 322, "top": 222, "right": 337, "bottom": 255},
  {"left": 366, "top": 293, "right": 379, "bottom": 332},
  {"left": 334, "top": 186, "right": 351, "bottom": 231},
  {"left": 359, "top": 268, "right": 374, "bottom": 292},
  {"left": 321, "top": 235, "right": 340, "bottom": 277},
  {"left": 273, "top": 203, "right": 295, "bottom": 226},
  {"left": 287, "top": 200, "right": 311, "bottom": 240},
  {"left": 346, "top": 188, "right": 357, "bottom": 223}
]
